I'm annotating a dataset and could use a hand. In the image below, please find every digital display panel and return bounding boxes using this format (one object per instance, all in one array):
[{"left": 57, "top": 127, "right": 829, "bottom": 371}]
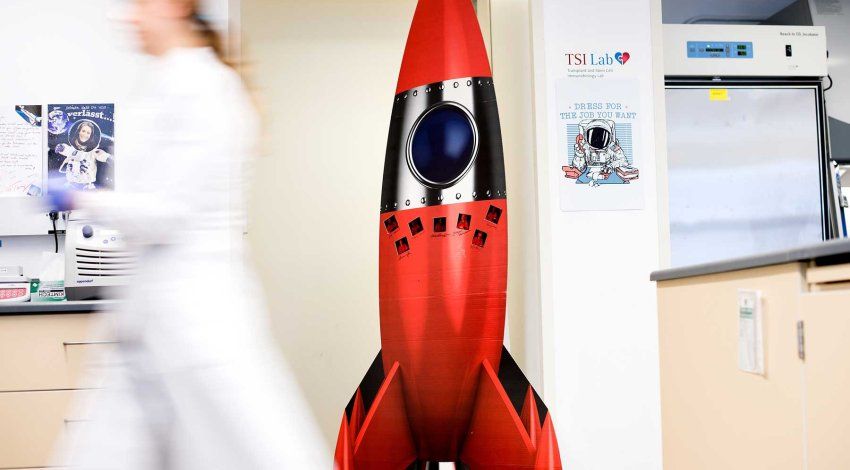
[{"left": 687, "top": 41, "right": 753, "bottom": 59}]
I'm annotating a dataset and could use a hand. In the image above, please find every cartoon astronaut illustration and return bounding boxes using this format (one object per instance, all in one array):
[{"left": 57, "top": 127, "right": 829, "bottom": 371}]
[
  {"left": 562, "top": 119, "right": 639, "bottom": 187},
  {"left": 55, "top": 143, "right": 111, "bottom": 190}
]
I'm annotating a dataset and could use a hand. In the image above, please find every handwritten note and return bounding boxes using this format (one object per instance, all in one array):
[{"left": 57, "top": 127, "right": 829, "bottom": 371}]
[{"left": 0, "top": 105, "right": 43, "bottom": 197}]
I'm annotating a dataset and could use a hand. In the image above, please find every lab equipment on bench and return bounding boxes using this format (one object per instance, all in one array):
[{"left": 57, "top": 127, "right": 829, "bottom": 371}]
[
  {"left": 64, "top": 214, "right": 135, "bottom": 300},
  {"left": 0, "top": 266, "right": 31, "bottom": 303}
]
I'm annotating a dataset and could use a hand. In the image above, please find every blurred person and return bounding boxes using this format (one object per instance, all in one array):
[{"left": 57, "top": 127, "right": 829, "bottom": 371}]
[{"left": 50, "top": 0, "right": 326, "bottom": 468}]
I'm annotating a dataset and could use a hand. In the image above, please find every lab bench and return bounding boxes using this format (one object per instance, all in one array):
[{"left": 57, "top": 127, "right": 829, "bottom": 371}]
[
  {"left": 0, "top": 299, "right": 119, "bottom": 315},
  {"left": 652, "top": 238, "right": 850, "bottom": 470},
  {"left": 0, "top": 300, "right": 116, "bottom": 469}
]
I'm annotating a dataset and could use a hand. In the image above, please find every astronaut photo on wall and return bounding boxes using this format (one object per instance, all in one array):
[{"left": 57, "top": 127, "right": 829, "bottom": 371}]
[
  {"left": 47, "top": 104, "right": 115, "bottom": 191},
  {"left": 562, "top": 118, "right": 639, "bottom": 187}
]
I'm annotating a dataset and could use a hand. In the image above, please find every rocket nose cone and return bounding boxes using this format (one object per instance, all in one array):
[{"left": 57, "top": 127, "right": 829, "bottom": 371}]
[{"left": 396, "top": 0, "right": 492, "bottom": 95}]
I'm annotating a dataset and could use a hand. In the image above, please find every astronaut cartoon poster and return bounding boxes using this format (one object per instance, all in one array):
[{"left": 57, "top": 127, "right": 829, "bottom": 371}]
[
  {"left": 47, "top": 103, "right": 115, "bottom": 191},
  {"left": 556, "top": 78, "right": 645, "bottom": 211}
]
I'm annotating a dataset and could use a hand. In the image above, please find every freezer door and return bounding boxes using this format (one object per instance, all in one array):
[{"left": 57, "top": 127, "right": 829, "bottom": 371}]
[{"left": 666, "top": 86, "right": 826, "bottom": 267}]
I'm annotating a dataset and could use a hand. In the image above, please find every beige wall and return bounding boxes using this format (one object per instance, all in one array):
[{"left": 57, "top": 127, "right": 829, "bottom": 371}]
[
  {"left": 489, "top": 0, "right": 543, "bottom": 388},
  {"left": 242, "top": 0, "right": 540, "bottom": 451}
]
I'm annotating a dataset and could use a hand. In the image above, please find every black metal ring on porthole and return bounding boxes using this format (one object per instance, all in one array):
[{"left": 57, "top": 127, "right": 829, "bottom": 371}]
[{"left": 405, "top": 101, "right": 479, "bottom": 190}]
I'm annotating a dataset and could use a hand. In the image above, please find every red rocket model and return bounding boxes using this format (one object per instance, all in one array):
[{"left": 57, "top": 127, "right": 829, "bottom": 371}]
[{"left": 335, "top": 1, "right": 562, "bottom": 468}]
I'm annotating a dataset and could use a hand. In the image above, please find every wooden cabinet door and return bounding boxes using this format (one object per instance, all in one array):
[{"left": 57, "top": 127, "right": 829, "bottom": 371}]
[
  {"left": 800, "top": 288, "right": 850, "bottom": 470},
  {"left": 0, "top": 313, "right": 113, "bottom": 391},
  {"left": 658, "top": 264, "right": 806, "bottom": 470},
  {"left": 0, "top": 390, "right": 93, "bottom": 469}
]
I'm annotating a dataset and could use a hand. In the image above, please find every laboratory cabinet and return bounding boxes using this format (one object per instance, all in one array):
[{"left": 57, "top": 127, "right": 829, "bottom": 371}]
[
  {"left": 652, "top": 240, "right": 850, "bottom": 470},
  {"left": 0, "top": 304, "right": 112, "bottom": 469}
]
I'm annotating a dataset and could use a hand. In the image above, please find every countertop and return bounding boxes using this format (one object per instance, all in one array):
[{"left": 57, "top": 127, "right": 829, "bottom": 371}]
[
  {"left": 0, "top": 299, "right": 120, "bottom": 315},
  {"left": 651, "top": 238, "right": 850, "bottom": 282}
]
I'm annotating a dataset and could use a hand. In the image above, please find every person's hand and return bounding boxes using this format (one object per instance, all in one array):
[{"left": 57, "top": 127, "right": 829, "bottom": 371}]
[{"left": 46, "top": 177, "right": 76, "bottom": 212}]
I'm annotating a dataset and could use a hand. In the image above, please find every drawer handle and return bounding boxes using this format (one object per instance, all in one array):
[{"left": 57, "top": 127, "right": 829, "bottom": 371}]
[{"left": 63, "top": 340, "right": 119, "bottom": 346}]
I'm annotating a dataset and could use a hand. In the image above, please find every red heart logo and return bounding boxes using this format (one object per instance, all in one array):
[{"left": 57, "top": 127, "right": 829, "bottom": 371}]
[{"left": 620, "top": 52, "right": 630, "bottom": 64}]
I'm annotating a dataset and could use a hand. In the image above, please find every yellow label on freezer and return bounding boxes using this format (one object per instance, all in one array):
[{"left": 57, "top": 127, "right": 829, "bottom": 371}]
[{"left": 709, "top": 89, "right": 730, "bottom": 101}]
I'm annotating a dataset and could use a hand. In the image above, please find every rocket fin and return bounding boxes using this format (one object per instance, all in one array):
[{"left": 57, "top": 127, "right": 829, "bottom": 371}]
[
  {"left": 335, "top": 351, "right": 417, "bottom": 469},
  {"left": 335, "top": 413, "right": 354, "bottom": 470},
  {"left": 520, "top": 386, "right": 542, "bottom": 447},
  {"left": 460, "top": 348, "right": 563, "bottom": 469},
  {"left": 534, "top": 415, "right": 562, "bottom": 470}
]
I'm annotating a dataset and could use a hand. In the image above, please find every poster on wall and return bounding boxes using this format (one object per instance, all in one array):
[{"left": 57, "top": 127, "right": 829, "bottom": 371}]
[
  {"left": 557, "top": 77, "right": 644, "bottom": 211},
  {"left": 0, "top": 105, "right": 43, "bottom": 197},
  {"left": 47, "top": 103, "right": 115, "bottom": 191}
]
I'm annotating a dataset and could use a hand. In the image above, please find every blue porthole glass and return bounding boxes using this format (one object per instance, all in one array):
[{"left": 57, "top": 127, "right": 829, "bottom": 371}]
[{"left": 409, "top": 104, "right": 477, "bottom": 187}]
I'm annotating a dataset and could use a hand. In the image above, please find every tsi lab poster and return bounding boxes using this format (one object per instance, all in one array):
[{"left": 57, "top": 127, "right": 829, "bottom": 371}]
[{"left": 555, "top": 53, "right": 646, "bottom": 211}]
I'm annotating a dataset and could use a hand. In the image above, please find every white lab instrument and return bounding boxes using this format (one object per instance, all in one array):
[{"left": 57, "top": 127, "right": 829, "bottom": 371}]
[
  {"left": 0, "top": 266, "right": 30, "bottom": 302},
  {"left": 64, "top": 213, "right": 135, "bottom": 300}
]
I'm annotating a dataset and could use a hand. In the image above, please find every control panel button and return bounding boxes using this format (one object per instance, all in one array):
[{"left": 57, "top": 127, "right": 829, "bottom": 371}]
[{"left": 82, "top": 225, "right": 94, "bottom": 238}]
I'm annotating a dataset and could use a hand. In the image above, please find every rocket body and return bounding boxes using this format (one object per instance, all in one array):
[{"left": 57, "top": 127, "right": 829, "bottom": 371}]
[
  {"left": 336, "top": 1, "right": 561, "bottom": 467},
  {"left": 379, "top": 77, "right": 507, "bottom": 459}
]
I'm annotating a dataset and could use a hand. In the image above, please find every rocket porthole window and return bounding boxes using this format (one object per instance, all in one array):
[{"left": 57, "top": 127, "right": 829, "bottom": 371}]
[{"left": 408, "top": 103, "right": 478, "bottom": 188}]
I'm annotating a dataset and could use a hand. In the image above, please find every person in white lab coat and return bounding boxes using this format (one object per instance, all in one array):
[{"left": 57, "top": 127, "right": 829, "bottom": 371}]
[{"left": 53, "top": 0, "right": 327, "bottom": 468}]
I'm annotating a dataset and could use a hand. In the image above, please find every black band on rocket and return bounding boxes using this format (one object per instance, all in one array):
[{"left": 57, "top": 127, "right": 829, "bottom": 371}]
[{"left": 380, "top": 77, "right": 507, "bottom": 213}]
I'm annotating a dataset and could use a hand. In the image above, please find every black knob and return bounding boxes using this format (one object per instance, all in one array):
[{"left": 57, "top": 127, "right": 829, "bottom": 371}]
[{"left": 82, "top": 225, "right": 94, "bottom": 238}]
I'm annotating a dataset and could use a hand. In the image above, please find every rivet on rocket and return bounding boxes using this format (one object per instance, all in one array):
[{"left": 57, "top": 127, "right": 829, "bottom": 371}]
[{"left": 335, "top": 1, "right": 563, "bottom": 468}]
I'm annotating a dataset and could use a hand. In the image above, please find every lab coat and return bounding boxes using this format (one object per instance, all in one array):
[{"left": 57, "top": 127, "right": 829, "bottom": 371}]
[{"left": 64, "top": 47, "right": 326, "bottom": 469}]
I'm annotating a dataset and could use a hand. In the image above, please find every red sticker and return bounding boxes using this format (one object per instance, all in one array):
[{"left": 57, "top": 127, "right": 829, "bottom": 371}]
[
  {"left": 409, "top": 217, "right": 424, "bottom": 236},
  {"left": 395, "top": 237, "right": 410, "bottom": 255},
  {"left": 384, "top": 216, "right": 399, "bottom": 234},
  {"left": 472, "top": 230, "right": 488, "bottom": 248}
]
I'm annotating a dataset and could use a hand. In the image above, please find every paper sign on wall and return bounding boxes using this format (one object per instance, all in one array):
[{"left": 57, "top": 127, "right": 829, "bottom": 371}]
[
  {"left": 47, "top": 103, "right": 115, "bottom": 191},
  {"left": 557, "top": 78, "right": 645, "bottom": 211},
  {"left": 0, "top": 105, "right": 43, "bottom": 197}
]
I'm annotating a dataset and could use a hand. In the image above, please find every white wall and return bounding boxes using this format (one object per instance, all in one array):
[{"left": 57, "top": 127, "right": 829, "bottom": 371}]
[
  {"left": 0, "top": 0, "right": 231, "bottom": 272},
  {"left": 489, "top": 0, "right": 544, "bottom": 387},
  {"left": 530, "top": 0, "right": 666, "bottom": 468},
  {"left": 243, "top": 1, "right": 403, "bottom": 453},
  {"left": 0, "top": 0, "right": 143, "bottom": 269}
]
